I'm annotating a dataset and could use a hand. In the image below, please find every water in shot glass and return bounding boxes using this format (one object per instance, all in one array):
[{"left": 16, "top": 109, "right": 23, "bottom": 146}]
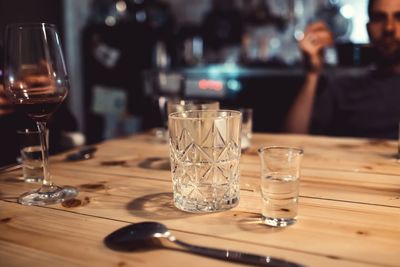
[
  {"left": 18, "top": 129, "right": 45, "bottom": 183},
  {"left": 168, "top": 110, "right": 241, "bottom": 213},
  {"left": 258, "top": 146, "right": 304, "bottom": 227}
]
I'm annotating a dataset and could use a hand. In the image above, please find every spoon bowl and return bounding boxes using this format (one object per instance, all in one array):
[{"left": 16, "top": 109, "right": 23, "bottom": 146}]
[{"left": 105, "top": 222, "right": 166, "bottom": 251}]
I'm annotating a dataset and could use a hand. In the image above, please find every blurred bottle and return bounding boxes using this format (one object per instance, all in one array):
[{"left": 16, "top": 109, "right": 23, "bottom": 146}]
[
  {"left": 239, "top": 0, "right": 287, "bottom": 66},
  {"left": 82, "top": 0, "right": 177, "bottom": 142},
  {"left": 243, "top": 0, "right": 286, "bottom": 28},
  {"left": 201, "top": 0, "right": 244, "bottom": 63},
  {"left": 154, "top": 41, "right": 170, "bottom": 69},
  {"left": 176, "top": 24, "right": 204, "bottom": 66}
]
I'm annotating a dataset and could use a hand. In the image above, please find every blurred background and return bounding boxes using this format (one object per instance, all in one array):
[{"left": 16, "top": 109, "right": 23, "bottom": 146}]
[{"left": 0, "top": 0, "right": 371, "bottom": 145}]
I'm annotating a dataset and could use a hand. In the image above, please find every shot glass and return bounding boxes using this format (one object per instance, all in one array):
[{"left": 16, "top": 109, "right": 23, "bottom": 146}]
[
  {"left": 240, "top": 108, "right": 253, "bottom": 151},
  {"left": 258, "top": 146, "right": 304, "bottom": 227},
  {"left": 18, "top": 129, "right": 45, "bottom": 183},
  {"left": 169, "top": 110, "right": 241, "bottom": 212}
]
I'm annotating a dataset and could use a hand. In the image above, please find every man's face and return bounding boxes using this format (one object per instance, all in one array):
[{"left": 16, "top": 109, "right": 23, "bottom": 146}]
[{"left": 367, "top": 0, "right": 400, "bottom": 63}]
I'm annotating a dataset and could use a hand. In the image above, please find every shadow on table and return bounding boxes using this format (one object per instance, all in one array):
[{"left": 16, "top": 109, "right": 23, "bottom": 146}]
[
  {"left": 0, "top": 175, "right": 30, "bottom": 200},
  {"left": 364, "top": 139, "right": 399, "bottom": 160},
  {"left": 211, "top": 210, "right": 286, "bottom": 233},
  {"left": 127, "top": 192, "right": 201, "bottom": 220},
  {"left": 0, "top": 189, "right": 19, "bottom": 201},
  {"left": 137, "top": 157, "right": 170, "bottom": 171},
  {"left": 377, "top": 152, "right": 399, "bottom": 160},
  {"left": 236, "top": 216, "right": 286, "bottom": 233},
  {"left": 1, "top": 176, "right": 25, "bottom": 183}
]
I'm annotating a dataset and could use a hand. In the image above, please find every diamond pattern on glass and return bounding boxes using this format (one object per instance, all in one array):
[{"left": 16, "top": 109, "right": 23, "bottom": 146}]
[{"left": 169, "top": 116, "right": 241, "bottom": 212}]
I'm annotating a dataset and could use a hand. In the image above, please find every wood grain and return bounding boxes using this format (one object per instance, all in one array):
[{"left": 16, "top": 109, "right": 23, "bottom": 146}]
[{"left": 1, "top": 132, "right": 400, "bottom": 267}]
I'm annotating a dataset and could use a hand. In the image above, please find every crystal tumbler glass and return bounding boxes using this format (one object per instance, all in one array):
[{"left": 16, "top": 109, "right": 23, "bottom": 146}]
[{"left": 169, "top": 110, "right": 241, "bottom": 212}]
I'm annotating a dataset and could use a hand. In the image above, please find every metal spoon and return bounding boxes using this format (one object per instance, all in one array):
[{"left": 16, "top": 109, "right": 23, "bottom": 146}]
[
  {"left": 104, "top": 222, "right": 305, "bottom": 267},
  {"left": 0, "top": 147, "right": 97, "bottom": 173},
  {"left": 65, "top": 146, "right": 97, "bottom": 161}
]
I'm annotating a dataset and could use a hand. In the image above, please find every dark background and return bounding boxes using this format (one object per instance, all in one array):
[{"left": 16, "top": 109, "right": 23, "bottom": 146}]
[{"left": 0, "top": 0, "right": 63, "bottom": 45}]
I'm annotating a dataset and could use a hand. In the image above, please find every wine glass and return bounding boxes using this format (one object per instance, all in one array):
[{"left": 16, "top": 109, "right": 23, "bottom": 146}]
[{"left": 3, "top": 23, "right": 78, "bottom": 205}]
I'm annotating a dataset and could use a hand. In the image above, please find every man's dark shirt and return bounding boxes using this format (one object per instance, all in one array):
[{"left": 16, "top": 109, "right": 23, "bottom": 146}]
[{"left": 310, "top": 70, "right": 400, "bottom": 139}]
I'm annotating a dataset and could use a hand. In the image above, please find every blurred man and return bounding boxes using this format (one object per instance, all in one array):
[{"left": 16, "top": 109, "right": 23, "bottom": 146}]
[{"left": 285, "top": 0, "right": 400, "bottom": 139}]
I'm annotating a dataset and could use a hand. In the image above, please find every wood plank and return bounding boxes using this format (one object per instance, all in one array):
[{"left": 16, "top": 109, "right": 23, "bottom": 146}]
[
  {"left": 50, "top": 153, "right": 400, "bottom": 208},
  {"left": 2, "top": 132, "right": 400, "bottom": 267},
  {"left": 2, "top": 161, "right": 400, "bottom": 209},
  {"left": 0, "top": 201, "right": 387, "bottom": 267},
  {"left": 44, "top": 132, "right": 400, "bottom": 211},
  {"left": 54, "top": 133, "right": 400, "bottom": 176},
  {"left": 1, "top": 168, "right": 399, "bottom": 266}
]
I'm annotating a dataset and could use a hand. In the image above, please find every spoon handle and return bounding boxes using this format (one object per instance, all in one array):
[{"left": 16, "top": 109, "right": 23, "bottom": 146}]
[{"left": 172, "top": 239, "right": 305, "bottom": 267}]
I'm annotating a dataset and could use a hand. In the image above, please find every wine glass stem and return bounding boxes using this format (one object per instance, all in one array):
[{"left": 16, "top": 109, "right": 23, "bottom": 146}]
[{"left": 37, "top": 122, "right": 53, "bottom": 189}]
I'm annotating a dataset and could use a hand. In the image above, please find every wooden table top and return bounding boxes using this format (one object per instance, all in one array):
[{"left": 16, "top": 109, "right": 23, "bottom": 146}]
[{"left": 1, "top": 132, "right": 400, "bottom": 267}]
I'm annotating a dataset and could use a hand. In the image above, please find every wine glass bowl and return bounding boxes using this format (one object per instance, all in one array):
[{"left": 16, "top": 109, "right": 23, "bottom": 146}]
[
  {"left": 3, "top": 23, "right": 78, "bottom": 205},
  {"left": 5, "top": 24, "right": 68, "bottom": 122}
]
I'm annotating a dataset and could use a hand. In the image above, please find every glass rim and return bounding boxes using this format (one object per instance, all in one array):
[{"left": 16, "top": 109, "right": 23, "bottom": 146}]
[
  {"left": 6, "top": 23, "right": 57, "bottom": 30},
  {"left": 169, "top": 109, "right": 241, "bottom": 120},
  {"left": 258, "top": 146, "right": 304, "bottom": 155}
]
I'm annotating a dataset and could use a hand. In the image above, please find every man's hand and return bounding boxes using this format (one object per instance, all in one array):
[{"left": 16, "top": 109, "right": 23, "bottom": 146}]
[
  {"left": 10, "top": 61, "right": 57, "bottom": 96},
  {"left": 299, "top": 21, "right": 334, "bottom": 73}
]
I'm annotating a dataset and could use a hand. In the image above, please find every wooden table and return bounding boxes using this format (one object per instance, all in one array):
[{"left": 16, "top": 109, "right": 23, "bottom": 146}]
[{"left": 1, "top": 133, "right": 400, "bottom": 267}]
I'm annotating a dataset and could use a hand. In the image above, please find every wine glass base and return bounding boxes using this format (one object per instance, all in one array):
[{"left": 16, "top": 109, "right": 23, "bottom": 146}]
[{"left": 18, "top": 186, "right": 79, "bottom": 206}]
